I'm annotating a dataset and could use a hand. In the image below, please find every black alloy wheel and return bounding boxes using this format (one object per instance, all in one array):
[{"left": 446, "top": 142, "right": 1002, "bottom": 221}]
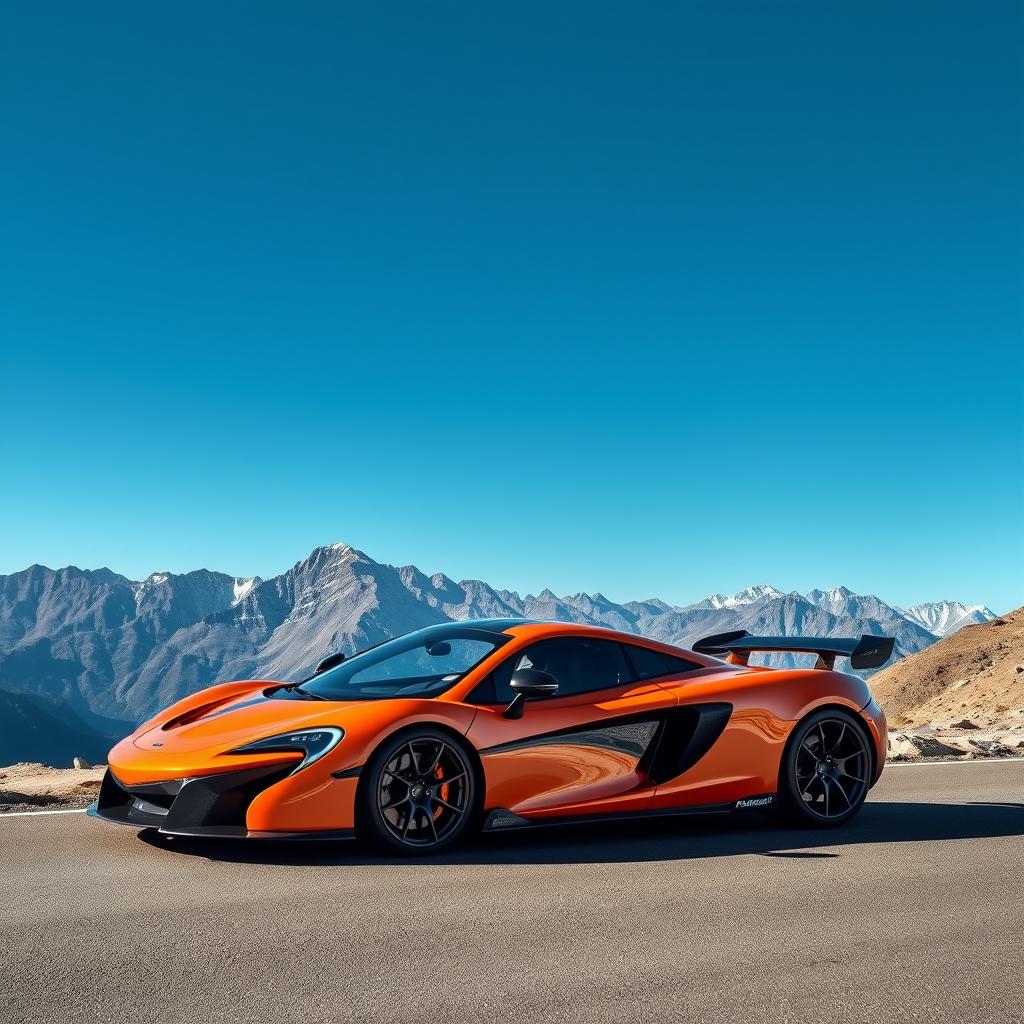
[
  {"left": 359, "top": 729, "right": 476, "bottom": 854},
  {"left": 779, "top": 710, "right": 872, "bottom": 827}
]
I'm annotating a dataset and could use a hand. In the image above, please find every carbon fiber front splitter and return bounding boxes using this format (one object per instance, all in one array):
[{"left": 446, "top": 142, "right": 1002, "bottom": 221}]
[{"left": 89, "top": 765, "right": 355, "bottom": 841}]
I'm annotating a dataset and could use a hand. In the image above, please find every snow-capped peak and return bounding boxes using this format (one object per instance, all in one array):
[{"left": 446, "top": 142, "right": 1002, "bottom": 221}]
[
  {"left": 131, "top": 571, "right": 170, "bottom": 610},
  {"left": 900, "top": 601, "right": 997, "bottom": 637},
  {"left": 705, "top": 584, "right": 784, "bottom": 609},
  {"left": 232, "top": 577, "right": 260, "bottom": 606},
  {"left": 804, "top": 585, "right": 856, "bottom": 613}
]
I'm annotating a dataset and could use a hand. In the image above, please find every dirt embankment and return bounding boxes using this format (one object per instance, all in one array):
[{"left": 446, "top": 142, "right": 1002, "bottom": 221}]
[
  {"left": 0, "top": 762, "right": 106, "bottom": 814},
  {"left": 871, "top": 607, "right": 1024, "bottom": 731},
  {"left": 887, "top": 726, "right": 1024, "bottom": 762}
]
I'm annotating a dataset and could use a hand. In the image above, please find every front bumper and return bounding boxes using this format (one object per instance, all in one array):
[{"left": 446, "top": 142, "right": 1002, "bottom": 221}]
[{"left": 89, "top": 765, "right": 354, "bottom": 841}]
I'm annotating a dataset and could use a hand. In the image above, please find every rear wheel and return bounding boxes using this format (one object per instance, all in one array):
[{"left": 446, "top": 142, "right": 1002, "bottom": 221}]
[
  {"left": 778, "top": 709, "right": 872, "bottom": 827},
  {"left": 357, "top": 728, "right": 477, "bottom": 855}
]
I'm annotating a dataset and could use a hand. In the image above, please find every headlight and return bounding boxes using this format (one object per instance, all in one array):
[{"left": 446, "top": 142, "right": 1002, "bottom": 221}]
[{"left": 226, "top": 727, "right": 344, "bottom": 774}]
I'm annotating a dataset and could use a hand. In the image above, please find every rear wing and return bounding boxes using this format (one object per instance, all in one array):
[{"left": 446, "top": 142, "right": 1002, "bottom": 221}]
[{"left": 691, "top": 630, "right": 895, "bottom": 670}]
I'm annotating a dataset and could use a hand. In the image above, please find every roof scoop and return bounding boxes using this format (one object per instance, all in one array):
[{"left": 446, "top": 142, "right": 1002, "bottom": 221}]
[{"left": 312, "top": 651, "right": 346, "bottom": 675}]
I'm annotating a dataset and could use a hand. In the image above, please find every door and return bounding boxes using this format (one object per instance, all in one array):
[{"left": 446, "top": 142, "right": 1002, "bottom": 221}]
[{"left": 465, "top": 636, "right": 678, "bottom": 820}]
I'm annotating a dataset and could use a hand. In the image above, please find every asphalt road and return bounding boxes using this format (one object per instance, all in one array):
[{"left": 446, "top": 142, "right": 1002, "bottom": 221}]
[{"left": 2, "top": 761, "right": 1023, "bottom": 1024}]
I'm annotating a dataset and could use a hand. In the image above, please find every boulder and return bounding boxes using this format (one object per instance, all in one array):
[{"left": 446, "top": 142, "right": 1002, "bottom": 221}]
[
  {"left": 968, "top": 739, "right": 1013, "bottom": 757},
  {"left": 888, "top": 733, "right": 964, "bottom": 760}
]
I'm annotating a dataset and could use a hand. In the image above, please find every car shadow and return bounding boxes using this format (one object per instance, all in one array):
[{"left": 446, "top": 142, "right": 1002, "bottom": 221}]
[{"left": 135, "top": 799, "right": 1024, "bottom": 867}]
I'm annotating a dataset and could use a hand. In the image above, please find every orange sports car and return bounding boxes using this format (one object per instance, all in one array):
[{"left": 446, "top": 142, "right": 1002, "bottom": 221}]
[{"left": 90, "top": 618, "right": 892, "bottom": 854}]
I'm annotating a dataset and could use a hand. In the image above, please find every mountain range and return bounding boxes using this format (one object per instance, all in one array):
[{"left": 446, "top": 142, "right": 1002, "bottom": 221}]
[
  {"left": 898, "top": 600, "right": 997, "bottom": 637},
  {"left": 0, "top": 542, "right": 997, "bottom": 763}
]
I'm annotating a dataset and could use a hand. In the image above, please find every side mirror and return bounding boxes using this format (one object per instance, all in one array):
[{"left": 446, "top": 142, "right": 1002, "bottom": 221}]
[
  {"left": 313, "top": 651, "right": 346, "bottom": 675},
  {"left": 503, "top": 669, "right": 559, "bottom": 719},
  {"left": 426, "top": 641, "right": 452, "bottom": 657}
]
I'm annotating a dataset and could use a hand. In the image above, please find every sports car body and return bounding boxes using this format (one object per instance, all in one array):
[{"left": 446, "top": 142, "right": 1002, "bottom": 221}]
[{"left": 91, "top": 618, "right": 892, "bottom": 853}]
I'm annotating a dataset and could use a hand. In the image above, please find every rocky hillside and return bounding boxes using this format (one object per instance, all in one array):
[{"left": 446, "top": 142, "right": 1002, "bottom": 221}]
[
  {"left": 870, "top": 607, "right": 1024, "bottom": 729},
  {"left": 0, "top": 543, "right": 995, "bottom": 751}
]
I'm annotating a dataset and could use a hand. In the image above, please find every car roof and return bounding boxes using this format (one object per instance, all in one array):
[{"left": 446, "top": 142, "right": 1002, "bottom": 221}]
[
  {"left": 428, "top": 618, "right": 722, "bottom": 668},
  {"left": 500, "top": 619, "right": 641, "bottom": 639},
  {"left": 454, "top": 617, "right": 541, "bottom": 632},
  {"left": 498, "top": 619, "right": 719, "bottom": 659}
]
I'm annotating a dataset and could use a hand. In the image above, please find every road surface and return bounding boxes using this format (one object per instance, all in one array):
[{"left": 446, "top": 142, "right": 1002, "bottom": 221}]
[{"left": 2, "top": 761, "right": 1023, "bottom": 1024}]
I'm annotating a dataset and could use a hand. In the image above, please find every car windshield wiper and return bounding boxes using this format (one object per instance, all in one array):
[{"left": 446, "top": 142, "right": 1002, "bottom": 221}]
[{"left": 287, "top": 683, "right": 329, "bottom": 701}]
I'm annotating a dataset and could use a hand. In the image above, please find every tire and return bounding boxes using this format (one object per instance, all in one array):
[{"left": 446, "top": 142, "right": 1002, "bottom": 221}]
[
  {"left": 778, "top": 708, "right": 873, "bottom": 828},
  {"left": 356, "top": 727, "right": 478, "bottom": 855}
]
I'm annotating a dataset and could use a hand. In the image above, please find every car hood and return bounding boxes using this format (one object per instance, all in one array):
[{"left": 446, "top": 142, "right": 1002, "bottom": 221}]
[{"left": 132, "top": 683, "right": 377, "bottom": 756}]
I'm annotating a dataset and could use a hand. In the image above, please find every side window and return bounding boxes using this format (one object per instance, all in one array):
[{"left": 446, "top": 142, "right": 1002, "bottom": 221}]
[
  {"left": 659, "top": 652, "right": 703, "bottom": 674},
  {"left": 621, "top": 643, "right": 670, "bottom": 680},
  {"left": 621, "top": 643, "right": 702, "bottom": 680},
  {"left": 471, "top": 637, "right": 633, "bottom": 704}
]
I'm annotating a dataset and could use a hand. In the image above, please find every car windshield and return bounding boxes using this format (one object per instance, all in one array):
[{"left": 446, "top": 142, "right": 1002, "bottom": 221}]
[{"left": 294, "top": 625, "right": 509, "bottom": 701}]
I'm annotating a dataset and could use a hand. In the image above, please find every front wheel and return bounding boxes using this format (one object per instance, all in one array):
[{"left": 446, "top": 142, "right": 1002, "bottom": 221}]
[
  {"left": 357, "top": 728, "right": 478, "bottom": 855},
  {"left": 778, "top": 709, "right": 873, "bottom": 828}
]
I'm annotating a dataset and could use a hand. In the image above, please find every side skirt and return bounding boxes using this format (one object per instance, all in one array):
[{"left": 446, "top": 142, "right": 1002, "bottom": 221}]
[{"left": 483, "top": 793, "right": 775, "bottom": 833}]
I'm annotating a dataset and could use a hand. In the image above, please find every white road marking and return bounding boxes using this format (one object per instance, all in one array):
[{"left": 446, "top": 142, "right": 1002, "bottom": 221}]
[
  {"left": 0, "top": 807, "right": 88, "bottom": 818},
  {"left": 886, "top": 756, "right": 1024, "bottom": 767}
]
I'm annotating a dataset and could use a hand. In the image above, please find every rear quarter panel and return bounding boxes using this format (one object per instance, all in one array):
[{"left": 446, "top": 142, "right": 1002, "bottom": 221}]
[{"left": 651, "top": 666, "right": 871, "bottom": 808}]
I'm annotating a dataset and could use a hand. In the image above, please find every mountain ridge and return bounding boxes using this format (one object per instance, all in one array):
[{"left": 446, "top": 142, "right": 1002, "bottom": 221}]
[
  {"left": 899, "top": 600, "right": 998, "bottom": 637},
  {"left": 0, "top": 543, "right": 998, "bottom": 744}
]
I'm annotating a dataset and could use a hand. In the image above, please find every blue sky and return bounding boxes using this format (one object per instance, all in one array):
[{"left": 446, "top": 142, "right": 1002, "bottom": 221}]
[{"left": 1, "top": 2, "right": 1021, "bottom": 611}]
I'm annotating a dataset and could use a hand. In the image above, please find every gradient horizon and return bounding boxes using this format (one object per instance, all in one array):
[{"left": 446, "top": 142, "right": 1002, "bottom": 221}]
[{"left": 1, "top": 2, "right": 1021, "bottom": 612}]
